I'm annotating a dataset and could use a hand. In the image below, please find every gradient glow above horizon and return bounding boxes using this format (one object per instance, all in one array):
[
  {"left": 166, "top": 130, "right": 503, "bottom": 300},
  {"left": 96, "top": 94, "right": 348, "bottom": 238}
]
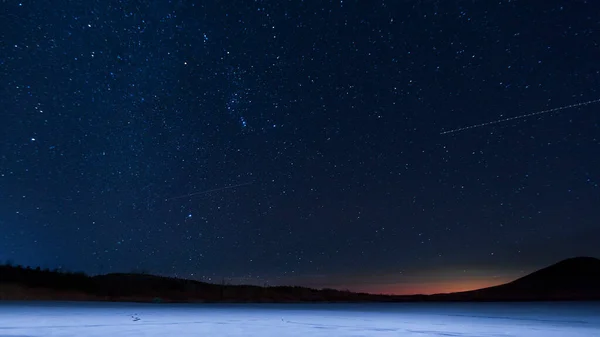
[{"left": 1, "top": 0, "right": 599, "bottom": 295}]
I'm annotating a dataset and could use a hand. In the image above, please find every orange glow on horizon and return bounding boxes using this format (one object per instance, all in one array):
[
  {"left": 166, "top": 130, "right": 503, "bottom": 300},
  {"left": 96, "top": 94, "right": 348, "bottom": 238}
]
[
  {"left": 266, "top": 268, "right": 525, "bottom": 296},
  {"left": 349, "top": 278, "right": 511, "bottom": 295}
]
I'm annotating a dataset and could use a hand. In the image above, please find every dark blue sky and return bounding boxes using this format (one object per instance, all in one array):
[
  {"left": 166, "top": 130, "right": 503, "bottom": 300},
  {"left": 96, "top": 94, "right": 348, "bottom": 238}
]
[{"left": 1, "top": 0, "right": 599, "bottom": 294}]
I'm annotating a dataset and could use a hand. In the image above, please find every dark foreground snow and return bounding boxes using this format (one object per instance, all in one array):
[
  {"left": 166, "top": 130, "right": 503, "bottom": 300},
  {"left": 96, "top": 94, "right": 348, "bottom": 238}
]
[{"left": 0, "top": 301, "right": 599, "bottom": 336}]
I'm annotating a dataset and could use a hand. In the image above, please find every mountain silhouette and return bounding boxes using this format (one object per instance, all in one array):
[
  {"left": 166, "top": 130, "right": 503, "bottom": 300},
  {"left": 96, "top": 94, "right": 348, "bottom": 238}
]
[{"left": 432, "top": 256, "right": 600, "bottom": 301}]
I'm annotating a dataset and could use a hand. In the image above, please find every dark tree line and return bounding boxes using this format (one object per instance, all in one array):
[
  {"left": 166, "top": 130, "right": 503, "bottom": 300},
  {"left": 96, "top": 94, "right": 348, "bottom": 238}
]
[
  {"left": 0, "top": 263, "right": 400, "bottom": 302},
  {"left": 0, "top": 263, "right": 91, "bottom": 291}
]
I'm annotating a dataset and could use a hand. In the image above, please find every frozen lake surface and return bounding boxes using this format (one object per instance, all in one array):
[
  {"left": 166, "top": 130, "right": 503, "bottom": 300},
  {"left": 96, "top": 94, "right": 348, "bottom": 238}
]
[{"left": 0, "top": 301, "right": 599, "bottom": 336}]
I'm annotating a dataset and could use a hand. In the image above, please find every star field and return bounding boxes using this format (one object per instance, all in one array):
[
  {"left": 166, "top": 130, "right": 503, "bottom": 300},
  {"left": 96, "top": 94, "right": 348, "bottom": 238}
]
[{"left": 1, "top": 0, "right": 599, "bottom": 294}]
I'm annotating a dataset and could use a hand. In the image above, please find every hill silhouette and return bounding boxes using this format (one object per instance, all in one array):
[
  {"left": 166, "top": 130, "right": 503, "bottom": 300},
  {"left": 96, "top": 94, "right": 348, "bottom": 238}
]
[
  {"left": 431, "top": 257, "right": 600, "bottom": 301},
  {"left": 1, "top": 257, "right": 599, "bottom": 302}
]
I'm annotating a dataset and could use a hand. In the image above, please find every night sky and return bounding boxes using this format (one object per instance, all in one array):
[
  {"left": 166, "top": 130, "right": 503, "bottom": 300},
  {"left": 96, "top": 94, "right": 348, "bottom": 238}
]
[{"left": 1, "top": 0, "right": 599, "bottom": 295}]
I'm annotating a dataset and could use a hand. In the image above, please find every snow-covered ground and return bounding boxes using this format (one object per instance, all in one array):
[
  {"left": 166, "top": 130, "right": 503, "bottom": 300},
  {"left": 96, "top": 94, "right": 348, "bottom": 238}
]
[{"left": 0, "top": 301, "right": 599, "bottom": 336}]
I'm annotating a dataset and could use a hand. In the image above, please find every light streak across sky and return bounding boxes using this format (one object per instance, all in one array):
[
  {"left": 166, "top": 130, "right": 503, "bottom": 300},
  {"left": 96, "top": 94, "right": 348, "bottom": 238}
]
[
  {"left": 165, "top": 182, "right": 253, "bottom": 201},
  {"left": 440, "top": 98, "right": 600, "bottom": 135}
]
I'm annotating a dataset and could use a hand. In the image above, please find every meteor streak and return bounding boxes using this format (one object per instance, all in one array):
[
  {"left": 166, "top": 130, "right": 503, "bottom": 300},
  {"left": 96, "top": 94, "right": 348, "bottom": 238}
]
[
  {"left": 440, "top": 98, "right": 600, "bottom": 135},
  {"left": 165, "top": 182, "right": 253, "bottom": 201}
]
